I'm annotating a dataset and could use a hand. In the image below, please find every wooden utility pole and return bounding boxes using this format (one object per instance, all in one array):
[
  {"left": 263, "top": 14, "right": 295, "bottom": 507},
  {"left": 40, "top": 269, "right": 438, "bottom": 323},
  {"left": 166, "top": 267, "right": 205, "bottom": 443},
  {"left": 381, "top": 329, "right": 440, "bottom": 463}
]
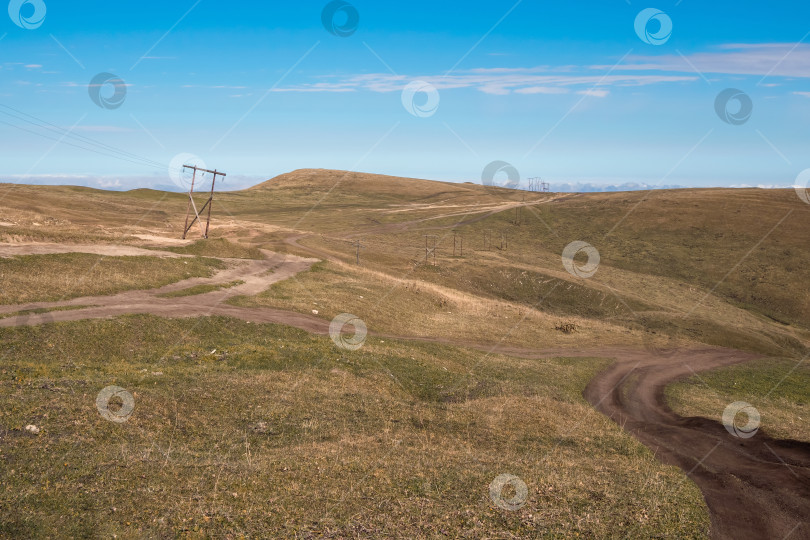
[
  {"left": 514, "top": 206, "right": 522, "bottom": 226},
  {"left": 453, "top": 232, "right": 463, "bottom": 257},
  {"left": 424, "top": 235, "right": 438, "bottom": 266},
  {"left": 484, "top": 230, "right": 492, "bottom": 251},
  {"left": 352, "top": 239, "right": 365, "bottom": 264},
  {"left": 527, "top": 177, "right": 549, "bottom": 193},
  {"left": 181, "top": 165, "right": 226, "bottom": 239},
  {"left": 500, "top": 232, "right": 508, "bottom": 251}
]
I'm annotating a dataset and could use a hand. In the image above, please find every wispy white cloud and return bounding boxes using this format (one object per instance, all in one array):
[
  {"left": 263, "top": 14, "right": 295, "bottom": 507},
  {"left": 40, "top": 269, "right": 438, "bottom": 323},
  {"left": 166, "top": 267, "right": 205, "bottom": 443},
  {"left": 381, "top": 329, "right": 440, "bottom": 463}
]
[
  {"left": 467, "top": 66, "right": 552, "bottom": 74},
  {"left": 63, "top": 81, "right": 135, "bottom": 88},
  {"left": 272, "top": 71, "right": 696, "bottom": 95},
  {"left": 514, "top": 86, "right": 568, "bottom": 95},
  {"left": 794, "top": 91, "right": 810, "bottom": 97},
  {"left": 577, "top": 88, "right": 609, "bottom": 98},
  {"left": 598, "top": 43, "right": 810, "bottom": 78},
  {"left": 182, "top": 84, "right": 247, "bottom": 89},
  {"left": 268, "top": 43, "right": 810, "bottom": 96}
]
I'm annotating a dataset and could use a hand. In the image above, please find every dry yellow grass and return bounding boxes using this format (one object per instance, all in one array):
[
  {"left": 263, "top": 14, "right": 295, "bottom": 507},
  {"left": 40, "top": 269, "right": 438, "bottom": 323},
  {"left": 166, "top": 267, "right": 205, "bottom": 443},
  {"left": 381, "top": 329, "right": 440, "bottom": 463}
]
[
  {"left": 1, "top": 170, "right": 809, "bottom": 537},
  {"left": 0, "top": 253, "right": 223, "bottom": 305},
  {"left": 228, "top": 259, "right": 635, "bottom": 350},
  {"left": 0, "top": 315, "right": 708, "bottom": 537}
]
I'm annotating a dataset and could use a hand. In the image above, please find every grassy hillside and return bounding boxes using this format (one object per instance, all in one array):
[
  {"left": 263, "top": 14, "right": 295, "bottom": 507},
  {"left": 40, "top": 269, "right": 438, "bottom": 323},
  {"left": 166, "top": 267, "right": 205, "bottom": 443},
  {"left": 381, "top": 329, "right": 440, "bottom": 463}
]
[
  {"left": 1, "top": 171, "right": 806, "bottom": 372},
  {"left": 0, "top": 315, "right": 708, "bottom": 538},
  {"left": 0, "top": 169, "right": 808, "bottom": 537},
  {"left": 1, "top": 172, "right": 807, "bottom": 356}
]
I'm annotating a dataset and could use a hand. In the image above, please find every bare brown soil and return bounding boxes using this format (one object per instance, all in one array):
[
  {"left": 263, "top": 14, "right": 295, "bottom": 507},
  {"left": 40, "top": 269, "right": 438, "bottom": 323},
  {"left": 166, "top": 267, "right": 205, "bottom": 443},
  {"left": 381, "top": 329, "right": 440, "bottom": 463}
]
[{"left": 583, "top": 348, "right": 810, "bottom": 540}]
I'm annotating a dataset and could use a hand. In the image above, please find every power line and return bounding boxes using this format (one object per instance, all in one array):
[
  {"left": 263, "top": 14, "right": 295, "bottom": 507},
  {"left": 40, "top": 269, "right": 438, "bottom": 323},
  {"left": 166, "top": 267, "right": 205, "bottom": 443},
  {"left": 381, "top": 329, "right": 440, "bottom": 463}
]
[
  {"left": 0, "top": 105, "right": 168, "bottom": 170},
  {"left": 0, "top": 118, "right": 170, "bottom": 172},
  {"left": 0, "top": 105, "right": 182, "bottom": 175}
]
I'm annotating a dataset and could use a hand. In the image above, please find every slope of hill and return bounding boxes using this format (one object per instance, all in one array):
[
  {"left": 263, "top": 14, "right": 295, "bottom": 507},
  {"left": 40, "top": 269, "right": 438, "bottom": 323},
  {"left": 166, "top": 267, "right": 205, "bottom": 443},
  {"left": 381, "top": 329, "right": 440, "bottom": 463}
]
[{"left": 0, "top": 170, "right": 808, "bottom": 538}]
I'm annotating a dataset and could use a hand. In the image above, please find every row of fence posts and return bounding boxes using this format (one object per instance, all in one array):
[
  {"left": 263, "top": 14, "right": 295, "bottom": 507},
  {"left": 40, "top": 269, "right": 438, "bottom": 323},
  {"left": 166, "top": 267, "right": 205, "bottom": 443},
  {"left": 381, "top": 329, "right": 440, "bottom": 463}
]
[{"left": 351, "top": 229, "right": 513, "bottom": 266}]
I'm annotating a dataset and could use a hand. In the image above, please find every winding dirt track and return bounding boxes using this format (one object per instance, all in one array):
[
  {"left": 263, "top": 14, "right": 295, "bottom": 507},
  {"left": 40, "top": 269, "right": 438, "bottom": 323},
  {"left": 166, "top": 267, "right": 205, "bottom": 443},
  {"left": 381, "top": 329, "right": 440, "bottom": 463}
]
[
  {"left": 1, "top": 239, "right": 809, "bottom": 538},
  {"left": 583, "top": 349, "right": 810, "bottom": 540},
  {"left": 0, "top": 246, "right": 326, "bottom": 331}
]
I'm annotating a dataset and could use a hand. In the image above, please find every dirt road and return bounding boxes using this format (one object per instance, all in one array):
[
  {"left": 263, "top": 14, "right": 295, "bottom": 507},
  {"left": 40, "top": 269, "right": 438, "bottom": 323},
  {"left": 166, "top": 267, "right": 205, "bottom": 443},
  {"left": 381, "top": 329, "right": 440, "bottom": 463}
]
[
  {"left": 0, "top": 246, "right": 324, "bottom": 330},
  {"left": 583, "top": 348, "right": 810, "bottom": 540},
  {"left": 1, "top": 241, "right": 808, "bottom": 539}
]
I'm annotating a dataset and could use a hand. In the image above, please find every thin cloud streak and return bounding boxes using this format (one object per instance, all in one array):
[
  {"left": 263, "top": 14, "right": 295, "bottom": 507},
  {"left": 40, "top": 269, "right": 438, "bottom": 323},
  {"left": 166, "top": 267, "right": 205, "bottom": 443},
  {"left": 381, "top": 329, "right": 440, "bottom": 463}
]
[
  {"left": 272, "top": 71, "right": 697, "bottom": 95},
  {"left": 268, "top": 43, "right": 810, "bottom": 96},
  {"left": 599, "top": 43, "right": 810, "bottom": 78}
]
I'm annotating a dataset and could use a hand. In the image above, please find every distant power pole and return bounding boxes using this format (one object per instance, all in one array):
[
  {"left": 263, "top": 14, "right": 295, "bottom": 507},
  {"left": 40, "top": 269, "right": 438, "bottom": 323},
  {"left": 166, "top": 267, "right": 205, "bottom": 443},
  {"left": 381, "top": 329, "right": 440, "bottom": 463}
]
[
  {"left": 453, "top": 232, "right": 463, "bottom": 257},
  {"left": 181, "top": 165, "right": 226, "bottom": 239},
  {"left": 352, "top": 239, "right": 365, "bottom": 264},
  {"left": 484, "top": 229, "right": 492, "bottom": 251},
  {"left": 424, "top": 235, "right": 438, "bottom": 266},
  {"left": 527, "top": 177, "right": 549, "bottom": 193}
]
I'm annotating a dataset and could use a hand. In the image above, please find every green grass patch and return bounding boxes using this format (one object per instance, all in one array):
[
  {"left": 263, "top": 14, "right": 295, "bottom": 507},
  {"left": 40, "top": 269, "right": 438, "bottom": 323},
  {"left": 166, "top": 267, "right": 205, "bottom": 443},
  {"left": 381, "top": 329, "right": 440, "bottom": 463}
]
[
  {"left": 0, "top": 305, "right": 95, "bottom": 320},
  {"left": 0, "top": 254, "right": 224, "bottom": 305},
  {"left": 0, "top": 226, "right": 129, "bottom": 245},
  {"left": 666, "top": 356, "right": 810, "bottom": 443},
  {"left": 163, "top": 238, "right": 264, "bottom": 259},
  {"left": 418, "top": 263, "right": 652, "bottom": 319},
  {"left": 624, "top": 312, "right": 807, "bottom": 357},
  {"left": 157, "top": 280, "right": 245, "bottom": 298}
]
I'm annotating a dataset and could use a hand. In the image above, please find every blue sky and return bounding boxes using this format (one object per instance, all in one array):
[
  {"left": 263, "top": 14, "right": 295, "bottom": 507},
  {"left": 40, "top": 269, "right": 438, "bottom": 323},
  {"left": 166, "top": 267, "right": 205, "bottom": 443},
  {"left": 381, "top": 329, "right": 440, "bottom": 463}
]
[{"left": 2, "top": 0, "right": 810, "bottom": 191}]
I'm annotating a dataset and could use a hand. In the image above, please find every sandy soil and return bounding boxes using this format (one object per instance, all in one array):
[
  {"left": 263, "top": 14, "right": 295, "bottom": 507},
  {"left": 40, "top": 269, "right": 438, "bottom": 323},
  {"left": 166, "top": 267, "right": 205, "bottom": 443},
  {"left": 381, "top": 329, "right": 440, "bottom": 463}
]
[{"left": 0, "top": 243, "right": 188, "bottom": 258}]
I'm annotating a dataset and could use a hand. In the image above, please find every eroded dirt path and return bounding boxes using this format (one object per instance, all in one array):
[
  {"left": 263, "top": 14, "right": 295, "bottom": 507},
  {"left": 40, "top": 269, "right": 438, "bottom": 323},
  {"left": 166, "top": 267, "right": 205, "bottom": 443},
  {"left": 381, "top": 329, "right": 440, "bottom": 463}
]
[
  {"left": 0, "top": 246, "right": 322, "bottom": 329},
  {"left": 0, "top": 243, "right": 188, "bottom": 258},
  {"left": 584, "top": 348, "right": 810, "bottom": 540},
  {"left": 1, "top": 241, "right": 809, "bottom": 539}
]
